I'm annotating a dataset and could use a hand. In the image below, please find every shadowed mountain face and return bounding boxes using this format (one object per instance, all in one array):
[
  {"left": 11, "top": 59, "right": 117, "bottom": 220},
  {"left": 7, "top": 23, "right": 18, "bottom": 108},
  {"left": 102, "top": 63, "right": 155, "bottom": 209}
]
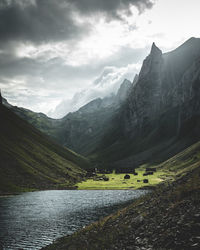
[
  {"left": 3, "top": 38, "right": 200, "bottom": 170},
  {"left": 96, "top": 38, "right": 200, "bottom": 168},
  {"left": 0, "top": 104, "right": 89, "bottom": 194},
  {"left": 122, "top": 38, "right": 200, "bottom": 137},
  {"left": 3, "top": 79, "right": 132, "bottom": 155},
  {"left": 59, "top": 79, "right": 132, "bottom": 155}
]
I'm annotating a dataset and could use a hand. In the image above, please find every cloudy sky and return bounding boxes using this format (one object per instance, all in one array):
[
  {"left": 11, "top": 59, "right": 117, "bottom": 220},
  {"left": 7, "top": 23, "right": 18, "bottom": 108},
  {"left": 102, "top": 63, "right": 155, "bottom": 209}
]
[{"left": 0, "top": 0, "right": 200, "bottom": 118}]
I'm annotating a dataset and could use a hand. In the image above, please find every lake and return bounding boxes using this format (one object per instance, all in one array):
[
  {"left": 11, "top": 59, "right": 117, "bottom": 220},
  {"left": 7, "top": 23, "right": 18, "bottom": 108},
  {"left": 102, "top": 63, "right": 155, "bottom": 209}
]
[{"left": 0, "top": 190, "right": 147, "bottom": 249}]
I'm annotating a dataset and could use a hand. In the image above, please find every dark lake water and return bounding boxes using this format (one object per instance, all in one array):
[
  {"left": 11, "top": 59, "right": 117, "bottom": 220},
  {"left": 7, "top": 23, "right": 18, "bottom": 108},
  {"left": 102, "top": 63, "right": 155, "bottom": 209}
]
[{"left": 0, "top": 190, "right": 147, "bottom": 249}]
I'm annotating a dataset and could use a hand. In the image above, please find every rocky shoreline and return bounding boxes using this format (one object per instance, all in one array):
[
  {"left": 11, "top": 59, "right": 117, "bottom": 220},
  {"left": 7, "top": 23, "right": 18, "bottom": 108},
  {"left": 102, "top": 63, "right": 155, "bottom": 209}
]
[{"left": 43, "top": 166, "right": 200, "bottom": 250}]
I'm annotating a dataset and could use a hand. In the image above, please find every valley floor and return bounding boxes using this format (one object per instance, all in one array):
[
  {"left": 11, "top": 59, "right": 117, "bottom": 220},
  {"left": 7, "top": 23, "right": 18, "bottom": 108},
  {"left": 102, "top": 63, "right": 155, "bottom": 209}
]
[
  {"left": 77, "top": 169, "right": 168, "bottom": 190},
  {"left": 43, "top": 166, "right": 200, "bottom": 250},
  {"left": 43, "top": 141, "right": 200, "bottom": 250}
]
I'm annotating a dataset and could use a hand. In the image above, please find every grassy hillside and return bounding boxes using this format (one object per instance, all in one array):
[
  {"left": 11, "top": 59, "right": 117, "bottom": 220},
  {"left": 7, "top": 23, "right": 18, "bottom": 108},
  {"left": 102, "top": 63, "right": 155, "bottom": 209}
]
[
  {"left": 44, "top": 140, "right": 200, "bottom": 250},
  {"left": 7, "top": 103, "right": 63, "bottom": 142},
  {"left": 0, "top": 104, "right": 89, "bottom": 195},
  {"left": 5, "top": 98, "right": 118, "bottom": 156}
]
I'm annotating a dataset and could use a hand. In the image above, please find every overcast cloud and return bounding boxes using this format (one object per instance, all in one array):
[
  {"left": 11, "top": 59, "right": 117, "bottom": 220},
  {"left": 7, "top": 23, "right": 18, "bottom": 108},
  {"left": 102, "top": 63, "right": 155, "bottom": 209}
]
[
  {"left": 0, "top": 0, "right": 153, "bottom": 45},
  {"left": 49, "top": 63, "right": 140, "bottom": 117},
  {"left": 0, "top": 0, "right": 199, "bottom": 117}
]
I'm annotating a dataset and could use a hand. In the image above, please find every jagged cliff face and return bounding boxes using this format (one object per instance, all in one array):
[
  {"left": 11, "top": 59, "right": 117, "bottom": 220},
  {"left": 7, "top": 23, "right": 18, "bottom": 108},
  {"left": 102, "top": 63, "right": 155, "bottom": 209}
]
[
  {"left": 116, "top": 79, "right": 132, "bottom": 103},
  {"left": 96, "top": 38, "right": 200, "bottom": 167},
  {"left": 4, "top": 38, "right": 200, "bottom": 166},
  {"left": 123, "top": 38, "right": 200, "bottom": 138},
  {"left": 60, "top": 79, "right": 132, "bottom": 154},
  {"left": 123, "top": 43, "right": 163, "bottom": 135}
]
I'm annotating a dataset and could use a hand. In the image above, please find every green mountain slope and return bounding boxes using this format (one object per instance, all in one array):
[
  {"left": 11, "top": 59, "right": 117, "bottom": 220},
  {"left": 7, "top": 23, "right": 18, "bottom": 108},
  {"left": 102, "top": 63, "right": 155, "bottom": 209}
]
[
  {"left": 2, "top": 98, "right": 62, "bottom": 142},
  {"left": 0, "top": 104, "right": 88, "bottom": 195},
  {"left": 43, "top": 140, "right": 200, "bottom": 250},
  {"left": 3, "top": 79, "right": 132, "bottom": 156}
]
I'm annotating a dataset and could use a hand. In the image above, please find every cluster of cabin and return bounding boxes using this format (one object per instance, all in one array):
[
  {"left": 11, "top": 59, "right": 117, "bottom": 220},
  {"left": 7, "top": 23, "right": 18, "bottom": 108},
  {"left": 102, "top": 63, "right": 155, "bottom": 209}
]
[
  {"left": 85, "top": 168, "right": 113, "bottom": 177},
  {"left": 97, "top": 169, "right": 112, "bottom": 174},
  {"left": 123, "top": 174, "right": 149, "bottom": 183},
  {"left": 122, "top": 167, "right": 157, "bottom": 184},
  {"left": 85, "top": 168, "right": 111, "bottom": 180},
  {"left": 94, "top": 175, "right": 109, "bottom": 181},
  {"left": 85, "top": 168, "right": 97, "bottom": 178},
  {"left": 143, "top": 167, "right": 157, "bottom": 176},
  {"left": 86, "top": 167, "right": 157, "bottom": 184},
  {"left": 115, "top": 168, "right": 136, "bottom": 174}
]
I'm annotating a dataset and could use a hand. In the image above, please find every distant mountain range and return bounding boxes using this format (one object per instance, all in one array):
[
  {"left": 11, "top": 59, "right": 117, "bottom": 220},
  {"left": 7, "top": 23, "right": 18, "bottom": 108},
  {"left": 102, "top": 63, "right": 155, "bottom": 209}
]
[
  {"left": 3, "top": 78, "right": 133, "bottom": 155},
  {"left": 3, "top": 37, "right": 200, "bottom": 171}
]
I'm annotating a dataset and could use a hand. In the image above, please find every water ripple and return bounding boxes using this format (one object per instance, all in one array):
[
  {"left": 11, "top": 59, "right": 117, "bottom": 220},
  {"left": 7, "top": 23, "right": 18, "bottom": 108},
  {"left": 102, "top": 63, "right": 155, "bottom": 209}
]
[{"left": 0, "top": 189, "right": 147, "bottom": 249}]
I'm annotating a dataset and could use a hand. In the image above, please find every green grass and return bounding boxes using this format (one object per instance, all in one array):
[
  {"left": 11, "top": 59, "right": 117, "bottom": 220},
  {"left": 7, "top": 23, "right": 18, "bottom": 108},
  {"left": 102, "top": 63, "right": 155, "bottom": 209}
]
[
  {"left": 0, "top": 105, "right": 88, "bottom": 194},
  {"left": 78, "top": 141, "right": 200, "bottom": 190},
  {"left": 77, "top": 169, "right": 169, "bottom": 190},
  {"left": 44, "top": 140, "right": 200, "bottom": 250}
]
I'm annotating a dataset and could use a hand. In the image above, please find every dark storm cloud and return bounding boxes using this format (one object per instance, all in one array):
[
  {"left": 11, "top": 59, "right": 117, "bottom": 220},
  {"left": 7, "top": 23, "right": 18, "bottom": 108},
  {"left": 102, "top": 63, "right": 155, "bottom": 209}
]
[
  {"left": 69, "top": 0, "right": 154, "bottom": 17},
  {"left": 0, "top": 0, "right": 154, "bottom": 83},
  {"left": 0, "top": 0, "right": 155, "bottom": 115},
  {"left": 0, "top": 0, "right": 89, "bottom": 45},
  {"left": 0, "top": 0, "right": 154, "bottom": 45}
]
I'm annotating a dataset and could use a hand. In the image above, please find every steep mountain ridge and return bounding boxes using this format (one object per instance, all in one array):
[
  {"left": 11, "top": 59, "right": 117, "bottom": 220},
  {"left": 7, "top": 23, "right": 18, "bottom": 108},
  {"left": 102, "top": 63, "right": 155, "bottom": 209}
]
[
  {"left": 0, "top": 104, "right": 88, "bottom": 194},
  {"left": 3, "top": 38, "right": 200, "bottom": 168},
  {"left": 3, "top": 79, "right": 132, "bottom": 155},
  {"left": 59, "top": 79, "right": 132, "bottom": 154},
  {"left": 124, "top": 37, "right": 200, "bottom": 136},
  {"left": 96, "top": 38, "right": 200, "bottom": 167}
]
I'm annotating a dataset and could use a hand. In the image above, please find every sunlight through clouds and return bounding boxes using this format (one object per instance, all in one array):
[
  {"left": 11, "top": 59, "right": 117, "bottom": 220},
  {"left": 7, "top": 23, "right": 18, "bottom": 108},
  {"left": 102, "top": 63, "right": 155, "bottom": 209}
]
[{"left": 0, "top": 0, "right": 200, "bottom": 116}]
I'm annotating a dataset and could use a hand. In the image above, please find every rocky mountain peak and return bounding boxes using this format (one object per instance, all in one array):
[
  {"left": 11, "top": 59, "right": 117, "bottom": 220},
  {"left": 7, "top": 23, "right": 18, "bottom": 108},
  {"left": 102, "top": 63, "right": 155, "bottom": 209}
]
[
  {"left": 139, "top": 42, "right": 163, "bottom": 79},
  {"left": 116, "top": 79, "right": 132, "bottom": 103},
  {"left": 78, "top": 98, "right": 103, "bottom": 114},
  {"left": 120, "top": 79, "right": 132, "bottom": 89},
  {"left": 122, "top": 37, "right": 200, "bottom": 142},
  {"left": 150, "top": 42, "right": 162, "bottom": 56}
]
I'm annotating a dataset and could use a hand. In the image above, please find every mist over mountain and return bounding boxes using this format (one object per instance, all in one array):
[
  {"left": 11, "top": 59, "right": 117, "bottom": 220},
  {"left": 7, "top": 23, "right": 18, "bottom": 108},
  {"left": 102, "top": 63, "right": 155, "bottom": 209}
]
[
  {"left": 3, "top": 37, "right": 200, "bottom": 168},
  {"left": 48, "top": 65, "right": 138, "bottom": 118},
  {"left": 96, "top": 37, "right": 200, "bottom": 168},
  {"left": 3, "top": 79, "right": 133, "bottom": 155},
  {"left": 2, "top": 38, "right": 200, "bottom": 166},
  {"left": 1, "top": 0, "right": 200, "bottom": 248}
]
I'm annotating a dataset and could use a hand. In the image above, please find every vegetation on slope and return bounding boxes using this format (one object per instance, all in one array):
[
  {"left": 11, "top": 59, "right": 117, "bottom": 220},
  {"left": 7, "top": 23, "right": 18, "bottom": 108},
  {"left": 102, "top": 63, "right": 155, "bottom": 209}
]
[
  {"left": 7, "top": 103, "right": 63, "bottom": 142},
  {"left": 0, "top": 104, "right": 89, "bottom": 195},
  {"left": 43, "top": 140, "right": 200, "bottom": 250},
  {"left": 4, "top": 78, "right": 132, "bottom": 157},
  {"left": 6, "top": 98, "right": 118, "bottom": 156}
]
